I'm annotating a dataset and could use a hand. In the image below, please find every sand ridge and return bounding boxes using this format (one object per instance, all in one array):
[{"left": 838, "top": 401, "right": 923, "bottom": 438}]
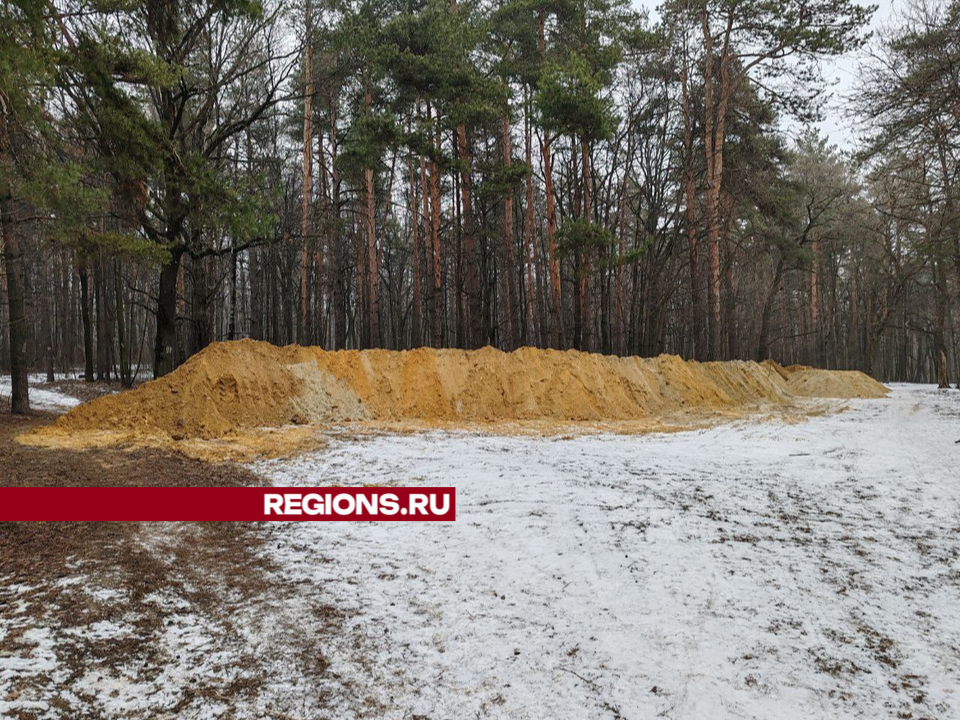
[{"left": 20, "top": 340, "right": 888, "bottom": 461}]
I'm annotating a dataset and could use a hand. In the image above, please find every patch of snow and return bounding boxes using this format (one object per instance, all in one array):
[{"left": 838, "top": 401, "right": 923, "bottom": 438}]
[
  {"left": 53, "top": 576, "right": 84, "bottom": 589},
  {"left": 141, "top": 590, "right": 192, "bottom": 611},
  {"left": 1, "top": 564, "right": 255, "bottom": 719},
  {"left": 85, "top": 586, "right": 128, "bottom": 604},
  {"left": 0, "top": 626, "right": 62, "bottom": 716},
  {"left": 63, "top": 620, "right": 133, "bottom": 642},
  {"left": 65, "top": 591, "right": 248, "bottom": 717},
  {"left": 0, "top": 375, "right": 81, "bottom": 412},
  {"left": 253, "top": 386, "right": 960, "bottom": 719}
]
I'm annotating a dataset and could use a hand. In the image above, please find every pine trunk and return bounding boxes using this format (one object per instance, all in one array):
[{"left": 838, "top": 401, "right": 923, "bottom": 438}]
[
  {"left": 501, "top": 114, "right": 519, "bottom": 350},
  {"left": 114, "top": 258, "right": 131, "bottom": 387},
  {"left": 456, "top": 122, "right": 481, "bottom": 348},
  {"left": 78, "top": 252, "right": 94, "bottom": 382},
  {"left": 409, "top": 146, "right": 422, "bottom": 347},
  {"left": 300, "top": 0, "right": 314, "bottom": 344},
  {"left": 0, "top": 160, "right": 29, "bottom": 413},
  {"left": 428, "top": 105, "right": 443, "bottom": 348},
  {"left": 154, "top": 247, "right": 183, "bottom": 378},
  {"left": 539, "top": 12, "right": 562, "bottom": 349},
  {"left": 40, "top": 254, "right": 54, "bottom": 382},
  {"left": 522, "top": 95, "right": 539, "bottom": 347}
]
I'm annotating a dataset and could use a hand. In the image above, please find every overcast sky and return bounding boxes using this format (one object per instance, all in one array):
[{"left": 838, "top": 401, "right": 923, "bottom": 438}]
[{"left": 632, "top": 0, "right": 898, "bottom": 150}]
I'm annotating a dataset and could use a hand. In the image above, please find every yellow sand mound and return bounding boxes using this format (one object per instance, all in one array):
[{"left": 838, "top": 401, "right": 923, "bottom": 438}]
[
  {"left": 21, "top": 340, "right": 887, "bottom": 460},
  {"left": 783, "top": 368, "right": 888, "bottom": 399}
]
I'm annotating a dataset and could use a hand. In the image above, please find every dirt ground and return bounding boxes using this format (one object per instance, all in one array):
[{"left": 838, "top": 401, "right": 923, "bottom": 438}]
[
  {"left": 0, "top": 411, "right": 313, "bottom": 719},
  {"left": 0, "top": 411, "right": 263, "bottom": 488},
  {"left": 4, "top": 383, "right": 957, "bottom": 719}
]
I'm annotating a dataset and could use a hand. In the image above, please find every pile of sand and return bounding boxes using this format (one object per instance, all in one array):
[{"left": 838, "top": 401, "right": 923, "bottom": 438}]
[
  {"left": 761, "top": 359, "right": 889, "bottom": 399},
  {"left": 782, "top": 367, "right": 889, "bottom": 399},
  {"left": 20, "top": 340, "right": 887, "bottom": 460}
]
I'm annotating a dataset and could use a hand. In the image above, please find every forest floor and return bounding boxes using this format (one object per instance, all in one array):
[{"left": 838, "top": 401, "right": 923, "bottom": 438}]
[{"left": 1, "top": 381, "right": 959, "bottom": 719}]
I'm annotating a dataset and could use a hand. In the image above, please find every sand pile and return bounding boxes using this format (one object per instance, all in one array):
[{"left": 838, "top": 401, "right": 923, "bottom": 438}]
[
  {"left": 760, "top": 359, "right": 888, "bottom": 399},
  {"left": 21, "top": 340, "right": 887, "bottom": 460},
  {"left": 782, "top": 367, "right": 888, "bottom": 399}
]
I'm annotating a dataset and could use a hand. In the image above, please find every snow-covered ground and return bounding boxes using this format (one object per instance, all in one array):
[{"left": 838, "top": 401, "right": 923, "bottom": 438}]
[
  {"left": 0, "top": 375, "right": 81, "bottom": 412},
  {"left": 3, "top": 385, "right": 960, "bottom": 719},
  {"left": 253, "top": 385, "right": 960, "bottom": 719}
]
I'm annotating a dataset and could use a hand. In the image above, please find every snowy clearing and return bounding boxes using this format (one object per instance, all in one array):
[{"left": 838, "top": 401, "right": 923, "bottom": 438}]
[
  {"left": 0, "top": 376, "right": 81, "bottom": 412},
  {"left": 2, "top": 385, "right": 959, "bottom": 719},
  {"left": 253, "top": 385, "right": 960, "bottom": 719}
]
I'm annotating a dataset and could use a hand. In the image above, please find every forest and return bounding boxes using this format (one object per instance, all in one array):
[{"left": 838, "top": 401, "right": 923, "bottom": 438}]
[{"left": 2, "top": 0, "right": 958, "bottom": 414}]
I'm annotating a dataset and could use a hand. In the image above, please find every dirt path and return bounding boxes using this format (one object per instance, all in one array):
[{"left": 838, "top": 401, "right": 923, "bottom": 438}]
[{"left": 0, "top": 412, "right": 335, "bottom": 719}]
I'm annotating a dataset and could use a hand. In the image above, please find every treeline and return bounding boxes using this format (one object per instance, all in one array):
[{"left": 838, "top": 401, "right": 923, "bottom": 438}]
[{"left": 1, "top": 0, "right": 958, "bottom": 413}]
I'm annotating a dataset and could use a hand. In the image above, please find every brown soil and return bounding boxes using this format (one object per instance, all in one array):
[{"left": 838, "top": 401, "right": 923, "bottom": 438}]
[
  {"left": 0, "top": 409, "right": 264, "bottom": 612},
  {"left": 0, "top": 411, "right": 340, "bottom": 719},
  {"left": 0, "top": 412, "right": 266, "bottom": 487},
  {"left": 0, "top": 411, "right": 282, "bottom": 716},
  {"left": 0, "top": 520, "right": 277, "bottom": 719},
  {"left": 20, "top": 340, "right": 888, "bottom": 460}
]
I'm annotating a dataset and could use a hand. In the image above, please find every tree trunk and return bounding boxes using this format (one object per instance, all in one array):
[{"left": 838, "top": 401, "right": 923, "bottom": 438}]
[
  {"left": 615, "top": 124, "right": 634, "bottom": 357},
  {"left": 316, "top": 131, "right": 329, "bottom": 347},
  {"left": 809, "top": 228, "right": 821, "bottom": 366},
  {"left": 579, "top": 134, "right": 593, "bottom": 352},
  {"left": 757, "top": 256, "right": 785, "bottom": 361},
  {"left": 681, "top": 50, "right": 702, "bottom": 360},
  {"left": 40, "top": 253, "right": 55, "bottom": 382},
  {"left": 114, "top": 258, "right": 131, "bottom": 387},
  {"left": 328, "top": 89, "right": 346, "bottom": 350},
  {"left": 300, "top": 0, "right": 314, "bottom": 344},
  {"left": 363, "top": 90, "right": 380, "bottom": 348},
  {"left": 78, "top": 251, "right": 94, "bottom": 382},
  {"left": 543, "top": 143, "right": 563, "bottom": 348},
  {"left": 353, "top": 215, "right": 365, "bottom": 346},
  {"left": 456, "top": 123, "right": 481, "bottom": 348},
  {"left": 936, "top": 138, "right": 960, "bottom": 385},
  {"left": 450, "top": 0, "right": 480, "bottom": 348},
  {"left": 228, "top": 247, "right": 239, "bottom": 341},
  {"left": 94, "top": 251, "right": 109, "bottom": 381},
  {"left": 721, "top": 194, "right": 736, "bottom": 359},
  {"left": 409, "top": 144, "right": 422, "bottom": 348},
  {"left": 419, "top": 149, "right": 433, "bottom": 348},
  {"left": 0, "top": 157, "right": 29, "bottom": 413},
  {"left": 501, "top": 114, "right": 519, "bottom": 350},
  {"left": 154, "top": 247, "right": 183, "bottom": 378},
  {"left": 701, "top": 8, "right": 734, "bottom": 360},
  {"left": 934, "top": 256, "right": 949, "bottom": 388},
  {"left": 539, "top": 12, "right": 563, "bottom": 349},
  {"left": 364, "top": 163, "right": 379, "bottom": 348},
  {"left": 701, "top": 10, "right": 719, "bottom": 358},
  {"left": 428, "top": 104, "right": 443, "bottom": 348},
  {"left": 523, "top": 93, "right": 539, "bottom": 347}
]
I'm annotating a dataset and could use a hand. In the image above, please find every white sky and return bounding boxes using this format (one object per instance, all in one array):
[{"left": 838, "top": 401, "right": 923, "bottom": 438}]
[{"left": 633, "top": 0, "right": 898, "bottom": 150}]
